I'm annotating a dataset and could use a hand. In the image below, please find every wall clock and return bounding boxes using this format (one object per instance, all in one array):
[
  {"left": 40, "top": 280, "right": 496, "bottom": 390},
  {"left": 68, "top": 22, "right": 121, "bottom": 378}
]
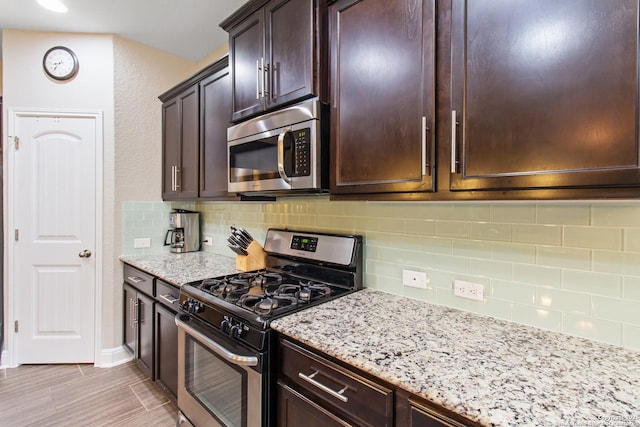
[{"left": 43, "top": 46, "right": 79, "bottom": 81}]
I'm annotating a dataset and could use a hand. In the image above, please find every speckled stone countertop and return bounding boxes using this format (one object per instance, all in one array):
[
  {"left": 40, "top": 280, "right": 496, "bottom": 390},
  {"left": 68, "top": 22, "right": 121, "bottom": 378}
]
[
  {"left": 271, "top": 288, "right": 640, "bottom": 427},
  {"left": 119, "top": 252, "right": 238, "bottom": 286}
]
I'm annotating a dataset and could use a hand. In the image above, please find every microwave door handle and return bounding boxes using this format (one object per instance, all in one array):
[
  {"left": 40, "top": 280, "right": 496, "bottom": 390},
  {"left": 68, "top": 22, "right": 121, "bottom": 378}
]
[{"left": 277, "top": 129, "right": 293, "bottom": 187}]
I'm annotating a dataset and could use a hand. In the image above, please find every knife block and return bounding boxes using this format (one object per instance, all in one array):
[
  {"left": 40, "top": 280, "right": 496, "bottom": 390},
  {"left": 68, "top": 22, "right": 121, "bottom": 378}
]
[{"left": 235, "top": 240, "right": 267, "bottom": 271}]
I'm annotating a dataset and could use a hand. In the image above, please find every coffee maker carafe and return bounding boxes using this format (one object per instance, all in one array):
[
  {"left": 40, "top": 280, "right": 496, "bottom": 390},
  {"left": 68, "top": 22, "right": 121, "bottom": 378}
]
[{"left": 164, "top": 210, "right": 200, "bottom": 253}]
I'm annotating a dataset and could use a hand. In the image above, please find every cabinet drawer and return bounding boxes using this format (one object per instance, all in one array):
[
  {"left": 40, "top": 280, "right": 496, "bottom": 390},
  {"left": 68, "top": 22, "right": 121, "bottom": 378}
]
[
  {"left": 123, "top": 264, "right": 154, "bottom": 296},
  {"left": 280, "top": 339, "right": 393, "bottom": 426},
  {"left": 156, "top": 279, "right": 180, "bottom": 311}
]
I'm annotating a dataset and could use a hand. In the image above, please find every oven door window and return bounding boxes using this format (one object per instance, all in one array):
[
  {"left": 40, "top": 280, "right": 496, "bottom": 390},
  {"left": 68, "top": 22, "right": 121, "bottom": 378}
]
[{"left": 185, "top": 334, "right": 247, "bottom": 427}]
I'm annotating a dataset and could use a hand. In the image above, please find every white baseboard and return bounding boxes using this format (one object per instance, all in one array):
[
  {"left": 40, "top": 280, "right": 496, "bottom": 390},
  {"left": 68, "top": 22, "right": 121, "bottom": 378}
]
[
  {"left": 0, "top": 349, "right": 16, "bottom": 369},
  {"left": 94, "top": 345, "right": 133, "bottom": 368}
]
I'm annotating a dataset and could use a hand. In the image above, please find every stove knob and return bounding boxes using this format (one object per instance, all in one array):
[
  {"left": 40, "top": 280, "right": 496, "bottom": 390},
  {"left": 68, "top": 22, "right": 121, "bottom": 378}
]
[
  {"left": 191, "top": 301, "right": 204, "bottom": 314},
  {"left": 221, "top": 319, "right": 230, "bottom": 334},
  {"left": 230, "top": 324, "right": 244, "bottom": 339}
]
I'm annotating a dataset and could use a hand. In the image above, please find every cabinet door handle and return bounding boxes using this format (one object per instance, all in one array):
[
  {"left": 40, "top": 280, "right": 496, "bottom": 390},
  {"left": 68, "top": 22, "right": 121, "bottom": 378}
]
[
  {"left": 129, "top": 299, "right": 133, "bottom": 328},
  {"left": 133, "top": 301, "right": 139, "bottom": 325},
  {"left": 256, "top": 59, "right": 261, "bottom": 100},
  {"left": 170, "top": 165, "right": 176, "bottom": 191},
  {"left": 159, "top": 294, "right": 179, "bottom": 305},
  {"left": 175, "top": 167, "right": 181, "bottom": 190},
  {"left": 127, "top": 276, "right": 144, "bottom": 284},
  {"left": 422, "top": 116, "right": 430, "bottom": 176},
  {"left": 298, "top": 370, "right": 349, "bottom": 403},
  {"left": 451, "top": 110, "right": 459, "bottom": 173},
  {"left": 262, "top": 58, "right": 270, "bottom": 99}
]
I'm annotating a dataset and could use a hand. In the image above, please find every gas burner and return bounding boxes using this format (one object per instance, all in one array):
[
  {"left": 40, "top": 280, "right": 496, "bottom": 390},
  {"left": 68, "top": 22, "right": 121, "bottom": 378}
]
[
  {"left": 297, "top": 281, "right": 332, "bottom": 302},
  {"left": 237, "top": 294, "right": 298, "bottom": 316},
  {"left": 250, "top": 272, "right": 283, "bottom": 289}
]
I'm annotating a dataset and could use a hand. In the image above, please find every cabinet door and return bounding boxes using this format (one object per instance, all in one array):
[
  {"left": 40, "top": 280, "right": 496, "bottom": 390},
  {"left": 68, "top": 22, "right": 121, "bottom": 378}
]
[
  {"left": 266, "top": 0, "right": 316, "bottom": 109},
  {"left": 329, "top": 0, "right": 436, "bottom": 194},
  {"left": 155, "top": 303, "right": 178, "bottom": 402},
  {"left": 178, "top": 86, "right": 200, "bottom": 199},
  {"left": 229, "top": 9, "right": 265, "bottom": 121},
  {"left": 200, "top": 64, "right": 234, "bottom": 199},
  {"left": 137, "top": 292, "right": 154, "bottom": 378},
  {"left": 123, "top": 284, "right": 137, "bottom": 355},
  {"left": 162, "top": 87, "right": 199, "bottom": 200},
  {"left": 162, "top": 97, "right": 180, "bottom": 200},
  {"left": 450, "top": 0, "right": 640, "bottom": 191},
  {"left": 277, "top": 382, "right": 352, "bottom": 427}
]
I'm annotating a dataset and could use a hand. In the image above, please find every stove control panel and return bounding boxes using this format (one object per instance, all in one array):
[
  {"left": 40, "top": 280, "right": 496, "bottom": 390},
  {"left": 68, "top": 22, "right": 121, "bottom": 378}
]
[
  {"left": 290, "top": 235, "right": 318, "bottom": 252},
  {"left": 221, "top": 316, "right": 249, "bottom": 339}
]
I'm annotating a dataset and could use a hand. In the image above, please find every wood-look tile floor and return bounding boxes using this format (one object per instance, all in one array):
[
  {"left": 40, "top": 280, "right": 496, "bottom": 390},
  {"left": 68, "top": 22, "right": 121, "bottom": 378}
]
[{"left": 0, "top": 362, "right": 178, "bottom": 426}]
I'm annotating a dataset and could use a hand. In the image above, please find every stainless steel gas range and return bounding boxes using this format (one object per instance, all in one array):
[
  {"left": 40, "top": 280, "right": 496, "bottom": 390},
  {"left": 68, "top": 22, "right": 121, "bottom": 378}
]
[{"left": 175, "top": 228, "right": 363, "bottom": 427}]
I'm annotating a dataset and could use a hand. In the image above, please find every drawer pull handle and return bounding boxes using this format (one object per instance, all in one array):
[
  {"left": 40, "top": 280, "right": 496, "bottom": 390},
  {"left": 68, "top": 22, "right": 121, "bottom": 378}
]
[
  {"left": 127, "top": 276, "right": 144, "bottom": 284},
  {"left": 298, "top": 371, "right": 349, "bottom": 403},
  {"left": 159, "top": 294, "right": 179, "bottom": 304}
]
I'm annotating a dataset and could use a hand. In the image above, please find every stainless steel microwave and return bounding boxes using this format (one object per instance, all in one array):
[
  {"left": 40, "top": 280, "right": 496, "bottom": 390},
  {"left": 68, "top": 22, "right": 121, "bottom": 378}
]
[{"left": 227, "top": 98, "right": 329, "bottom": 195}]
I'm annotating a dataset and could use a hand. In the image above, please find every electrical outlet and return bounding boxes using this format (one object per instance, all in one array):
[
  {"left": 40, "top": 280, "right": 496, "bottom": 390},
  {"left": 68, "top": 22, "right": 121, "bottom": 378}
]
[
  {"left": 402, "top": 270, "right": 428, "bottom": 289},
  {"left": 453, "top": 279, "right": 485, "bottom": 301},
  {"left": 203, "top": 236, "right": 213, "bottom": 246},
  {"left": 133, "top": 238, "right": 151, "bottom": 248}
]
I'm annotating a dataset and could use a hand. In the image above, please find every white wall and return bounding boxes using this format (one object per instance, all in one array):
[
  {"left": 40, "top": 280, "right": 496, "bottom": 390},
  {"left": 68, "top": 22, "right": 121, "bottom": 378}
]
[{"left": 2, "top": 29, "right": 197, "bottom": 364}]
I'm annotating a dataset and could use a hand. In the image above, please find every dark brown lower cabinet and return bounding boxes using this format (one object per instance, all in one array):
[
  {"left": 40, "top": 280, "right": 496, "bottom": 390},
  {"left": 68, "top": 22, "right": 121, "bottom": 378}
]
[
  {"left": 154, "top": 280, "right": 180, "bottom": 402},
  {"left": 277, "top": 382, "right": 351, "bottom": 427},
  {"left": 123, "top": 266, "right": 154, "bottom": 379},
  {"left": 278, "top": 336, "right": 479, "bottom": 427}
]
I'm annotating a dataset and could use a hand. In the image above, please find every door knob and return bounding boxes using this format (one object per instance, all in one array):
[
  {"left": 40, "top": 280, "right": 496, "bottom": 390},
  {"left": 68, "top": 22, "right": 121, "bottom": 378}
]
[{"left": 79, "top": 249, "right": 92, "bottom": 258}]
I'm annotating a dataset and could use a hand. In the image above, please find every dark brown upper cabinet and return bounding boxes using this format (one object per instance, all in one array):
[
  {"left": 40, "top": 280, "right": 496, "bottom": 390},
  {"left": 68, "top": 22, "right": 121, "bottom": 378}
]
[
  {"left": 450, "top": 0, "right": 640, "bottom": 191},
  {"left": 222, "top": 0, "right": 327, "bottom": 122},
  {"left": 161, "top": 86, "right": 199, "bottom": 200},
  {"left": 159, "top": 56, "right": 238, "bottom": 201},
  {"left": 199, "top": 63, "right": 234, "bottom": 199},
  {"left": 328, "top": 0, "right": 436, "bottom": 195}
]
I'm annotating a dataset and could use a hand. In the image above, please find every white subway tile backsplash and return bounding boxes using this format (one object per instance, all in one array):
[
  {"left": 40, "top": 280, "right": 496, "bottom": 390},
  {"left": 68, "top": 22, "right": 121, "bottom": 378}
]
[
  {"left": 470, "top": 222, "right": 512, "bottom": 241},
  {"left": 536, "top": 246, "right": 591, "bottom": 271},
  {"left": 562, "top": 313, "right": 623, "bottom": 346},
  {"left": 123, "top": 199, "right": 640, "bottom": 351},
  {"left": 435, "top": 221, "right": 471, "bottom": 238},
  {"left": 512, "top": 224, "right": 562, "bottom": 245},
  {"left": 591, "top": 296, "right": 640, "bottom": 326},
  {"left": 562, "top": 270, "right": 621, "bottom": 298},
  {"left": 536, "top": 204, "right": 591, "bottom": 225},
  {"left": 491, "top": 204, "right": 536, "bottom": 224},
  {"left": 564, "top": 226, "right": 622, "bottom": 250},
  {"left": 511, "top": 305, "right": 563, "bottom": 332}
]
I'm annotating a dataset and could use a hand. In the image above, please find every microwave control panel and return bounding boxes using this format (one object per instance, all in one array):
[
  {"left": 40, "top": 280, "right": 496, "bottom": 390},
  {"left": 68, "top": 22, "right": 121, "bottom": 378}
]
[{"left": 293, "top": 128, "right": 311, "bottom": 176}]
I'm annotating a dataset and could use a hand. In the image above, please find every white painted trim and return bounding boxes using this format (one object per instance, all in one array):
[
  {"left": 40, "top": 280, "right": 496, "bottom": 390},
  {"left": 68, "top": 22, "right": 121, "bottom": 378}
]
[
  {"left": 5, "top": 107, "right": 104, "bottom": 367},
  {"left": 95, "top": 345, "right": 134, "bottom": 368}
]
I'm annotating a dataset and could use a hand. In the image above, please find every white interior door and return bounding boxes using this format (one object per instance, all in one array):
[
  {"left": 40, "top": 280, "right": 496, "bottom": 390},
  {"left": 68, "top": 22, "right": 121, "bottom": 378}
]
[{"left": 12, "top": 112, "right": 98, "bottom": 364}]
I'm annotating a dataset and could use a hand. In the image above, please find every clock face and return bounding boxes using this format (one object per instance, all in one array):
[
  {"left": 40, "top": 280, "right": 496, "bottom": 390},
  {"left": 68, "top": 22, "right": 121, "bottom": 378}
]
[{"left": 43, "top": 46, "right": 79, "bottom": 80}]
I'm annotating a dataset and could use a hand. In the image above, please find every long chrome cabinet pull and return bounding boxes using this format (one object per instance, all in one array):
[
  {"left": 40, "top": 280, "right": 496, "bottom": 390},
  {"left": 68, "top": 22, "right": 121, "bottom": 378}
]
[
  {"left": 175, "top": 167, "right": 181, "bottom": 190},
  {"left": 298, "top": 370, "right": 349, "bottom": 403},
  {"left": 451, "top": 110, "right": 458, "bottom": 173},
  {"left": 159, "top": 294, "right": 179, "bottom": 304},
  {"left": 262, "top": 57, "right": 269, "bottom": 98},
  {"left": 133, "top": 301, "right": 139, "bottom": 325},
  {"left": 421, "top": 116, "right": 428, "bottom": 176},
  {"left": 256, "top": 59, "right": 261, "bottom": 100}
]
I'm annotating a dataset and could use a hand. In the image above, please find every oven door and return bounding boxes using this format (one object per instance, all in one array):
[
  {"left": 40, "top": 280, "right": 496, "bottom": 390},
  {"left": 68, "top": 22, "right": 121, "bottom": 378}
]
[
  {"left": 227, "top": 120, "right": 320, "bottom": 194},
  {"left": 175, "top": 314, "right": 263, "bottom": 427}
]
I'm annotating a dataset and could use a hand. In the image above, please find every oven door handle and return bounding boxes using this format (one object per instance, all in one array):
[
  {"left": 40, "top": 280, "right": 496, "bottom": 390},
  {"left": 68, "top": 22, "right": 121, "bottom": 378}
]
[
  {"left": 175, "top": 316, "right": 259, "bottom": 367},
  {"left": 277, "top": 128, "right": 293, "bottom": 186}
]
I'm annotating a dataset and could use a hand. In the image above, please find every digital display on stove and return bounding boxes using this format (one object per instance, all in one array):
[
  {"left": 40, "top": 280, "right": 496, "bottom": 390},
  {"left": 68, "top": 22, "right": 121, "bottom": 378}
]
[{"left": 290, "top": 235, "right": 318, "bottom": 252}]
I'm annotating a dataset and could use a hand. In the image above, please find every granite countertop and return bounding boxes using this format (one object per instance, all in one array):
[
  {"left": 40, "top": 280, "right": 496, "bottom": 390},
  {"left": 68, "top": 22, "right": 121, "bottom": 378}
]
[
  {"left": 119, "top": 252, "right": 238, "bottom": 286},
  {"left": 271, "top": 288, "right": 640, "bottom": 427}
]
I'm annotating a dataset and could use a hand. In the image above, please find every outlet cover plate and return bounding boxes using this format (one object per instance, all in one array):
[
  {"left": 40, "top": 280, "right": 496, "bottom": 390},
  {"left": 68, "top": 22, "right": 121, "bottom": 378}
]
[
  {"left": 453, "top": 279, "right": 485, "bottom": 301},
  {"left": 134, "top": 237, "right": 151, "bottom": 249},
  {"left": 402, "top": 270, "right": 428, "bottom": 289}
]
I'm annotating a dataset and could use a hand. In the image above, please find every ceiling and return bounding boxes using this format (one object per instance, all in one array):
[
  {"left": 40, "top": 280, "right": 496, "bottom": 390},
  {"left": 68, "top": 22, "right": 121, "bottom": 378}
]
[{"left": 0, "top": 0, "right": 249, "bottom": 62}]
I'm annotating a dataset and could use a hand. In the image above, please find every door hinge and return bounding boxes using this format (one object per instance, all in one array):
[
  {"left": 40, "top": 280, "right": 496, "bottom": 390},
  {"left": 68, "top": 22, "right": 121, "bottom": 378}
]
[
  {"left": 14, "top": 320, "right": 19, "bottom": 333},
  {"left": 13, "top": 136, "right": 19, "bottom": 150},
  {"left": 14, "top": 229, "right": 19, "bottom": 241}
]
